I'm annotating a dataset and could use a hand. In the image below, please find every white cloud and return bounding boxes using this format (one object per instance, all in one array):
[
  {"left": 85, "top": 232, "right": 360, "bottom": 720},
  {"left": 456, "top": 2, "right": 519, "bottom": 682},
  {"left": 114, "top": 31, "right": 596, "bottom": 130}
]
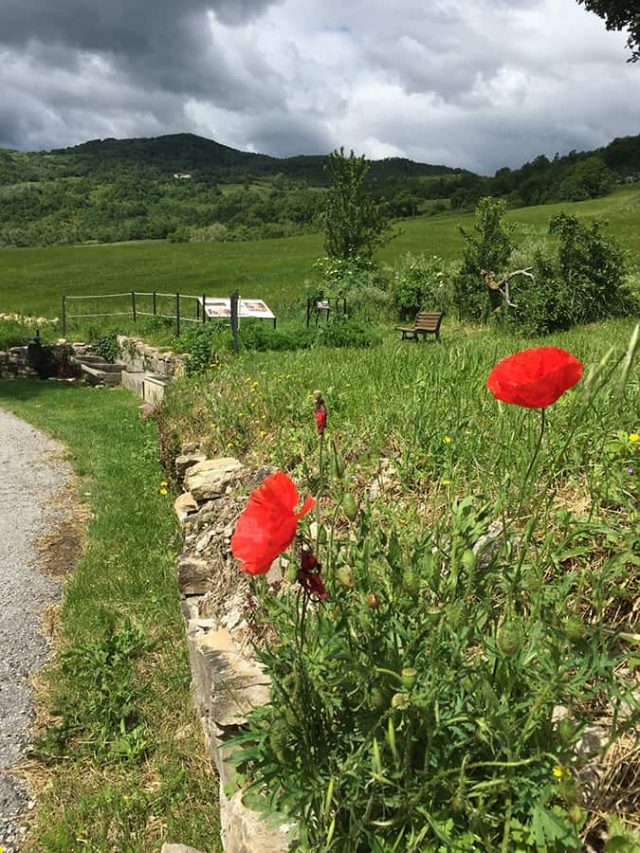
[{"left": 0, "top": 0, "right": 637, "bottom": 172}]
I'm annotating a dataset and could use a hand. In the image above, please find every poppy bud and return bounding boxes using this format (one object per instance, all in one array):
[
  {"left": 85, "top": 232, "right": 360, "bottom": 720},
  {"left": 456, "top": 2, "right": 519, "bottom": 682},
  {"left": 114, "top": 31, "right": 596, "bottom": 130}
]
[
  {"left": 564, "top": 615, "right": 586, "bottom": 642},
  {"left": 330, "top": 441, "right": 345, "bottom": 479},
  {"left": 567, "top": 805, "right": 583, "bottom": 825},
  {"left": 286, "top": 563, "right": 298, "bottom": 584},
  {"left": 336, "top": 566, "right": 354, "bottom": 589},
  {"left": 313, "top": 390, "right": 327, "bottom": 436},
  {"left": 404, "top": 571, "right": 420, "bottom": 594},
  {"left": 342, "top": 494, "right": 358, "bottom": 521},
  {"left": 557, "top": 718, "right": 575, "bottom": 745},
  {"left": 366, "top": 593, "right": 380, "bottom": 609},
  {"left": 497, "top": 621, "right": 523, "bottom": 656},
  {"left": 369, "top": 687, "right": 386, "bottom": 709},
  {"left": 401, "top": 667, "right": 417, "bottom": 690}
]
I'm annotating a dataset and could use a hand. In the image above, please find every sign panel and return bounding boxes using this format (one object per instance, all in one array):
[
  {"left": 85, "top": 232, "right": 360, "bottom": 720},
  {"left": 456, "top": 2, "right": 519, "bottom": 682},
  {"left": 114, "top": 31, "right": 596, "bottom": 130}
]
[{"left": 199, "top": 297, "right": 275, "bottom": 320}]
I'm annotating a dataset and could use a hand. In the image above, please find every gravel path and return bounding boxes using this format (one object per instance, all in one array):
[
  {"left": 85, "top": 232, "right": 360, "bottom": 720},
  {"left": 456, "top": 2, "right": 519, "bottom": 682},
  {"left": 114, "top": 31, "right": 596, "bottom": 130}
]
[{"left": 0, "top": 408, "right": 71, "bottom": 851}]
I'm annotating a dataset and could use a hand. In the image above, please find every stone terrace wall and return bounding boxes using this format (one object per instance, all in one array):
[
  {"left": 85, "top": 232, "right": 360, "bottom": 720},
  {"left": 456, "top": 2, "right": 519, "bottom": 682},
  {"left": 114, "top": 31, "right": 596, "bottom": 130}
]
[{"left": 173, "top": 449, "right": 292, "bottom": 853}]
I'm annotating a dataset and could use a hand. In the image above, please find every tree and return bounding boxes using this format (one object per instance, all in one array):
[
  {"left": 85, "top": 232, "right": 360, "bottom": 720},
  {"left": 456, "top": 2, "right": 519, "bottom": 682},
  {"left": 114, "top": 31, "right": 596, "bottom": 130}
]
[
  {"left": 453, "top": 197, "right": 514, "bottom": 320},
  {"left": 323, "top": 148, "right": 392, "bottom": 267},
  {"left": 576, "top": 0, "right": 640, "bottom": 61}
]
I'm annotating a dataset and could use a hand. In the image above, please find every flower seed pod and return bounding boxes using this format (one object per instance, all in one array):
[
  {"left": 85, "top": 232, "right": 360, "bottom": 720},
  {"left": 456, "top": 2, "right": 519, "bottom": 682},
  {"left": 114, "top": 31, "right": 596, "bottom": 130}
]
[
  {"left": 401, "top": 667, "right": 417, "bottom": 690},
  {"left": 366, "top": 593, "right": 380, "bottom": 609},
  {"left": 567, "top": 805, "right": 583, "bottom": 825},
  {"left": 391, "top": 692, "right": 410, "bottom": 711},
  {"left": 336, "top": 565, "right": 355, "bottom": 589}
]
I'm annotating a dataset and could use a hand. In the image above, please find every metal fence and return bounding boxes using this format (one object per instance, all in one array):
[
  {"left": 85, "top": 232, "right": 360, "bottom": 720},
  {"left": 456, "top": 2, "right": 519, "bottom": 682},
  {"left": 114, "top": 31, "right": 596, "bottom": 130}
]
[{"left": 61, "top": 291, "right": 212, "bottom": 337}]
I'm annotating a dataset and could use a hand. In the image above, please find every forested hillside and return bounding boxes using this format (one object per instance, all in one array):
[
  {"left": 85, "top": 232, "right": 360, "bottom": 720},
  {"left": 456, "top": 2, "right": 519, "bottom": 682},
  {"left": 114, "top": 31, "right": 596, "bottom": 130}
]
[{"left": 0, "top": 131, "right": 638, "bottom": 247}]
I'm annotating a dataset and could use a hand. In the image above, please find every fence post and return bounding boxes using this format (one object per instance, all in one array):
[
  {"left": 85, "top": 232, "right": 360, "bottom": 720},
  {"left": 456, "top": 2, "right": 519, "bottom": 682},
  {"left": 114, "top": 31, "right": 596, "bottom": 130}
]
[
  {"left": 152, "top": 290, "right": 157, "bottom": 316},
  {"left": 202, "top": 293, "right": 207, "bottom": 324},
  {"left": 131, "top": 291, "right": 137, "bottom": 322},
  {"left": 176, "top": 292, "right": 181, "bottom": 337},
  {"left": 230, "top": 291, "right": 239, "bottom": 354},
  {"left": 62, "top": 295, "right": 67, "bottom": 338}
]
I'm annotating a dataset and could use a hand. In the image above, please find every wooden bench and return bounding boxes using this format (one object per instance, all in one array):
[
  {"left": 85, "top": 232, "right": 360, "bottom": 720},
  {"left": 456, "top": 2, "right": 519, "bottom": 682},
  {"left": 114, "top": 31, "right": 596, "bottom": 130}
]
[{"left": 396, "top": 311, "right": 444, "bottom": 342}]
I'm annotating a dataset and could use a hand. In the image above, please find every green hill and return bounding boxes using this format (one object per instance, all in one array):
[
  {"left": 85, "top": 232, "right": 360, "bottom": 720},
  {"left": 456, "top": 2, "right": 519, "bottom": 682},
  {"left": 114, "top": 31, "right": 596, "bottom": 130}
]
[{"left": 0, "top": 131, "right": 638, "bottom": 249}]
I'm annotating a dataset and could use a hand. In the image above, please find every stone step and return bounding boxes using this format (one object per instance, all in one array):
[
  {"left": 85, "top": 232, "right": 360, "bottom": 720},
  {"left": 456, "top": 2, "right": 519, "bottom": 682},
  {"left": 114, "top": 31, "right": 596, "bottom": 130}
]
[{"left": 80, "top": 363, "right": 124, "bottom": 386}]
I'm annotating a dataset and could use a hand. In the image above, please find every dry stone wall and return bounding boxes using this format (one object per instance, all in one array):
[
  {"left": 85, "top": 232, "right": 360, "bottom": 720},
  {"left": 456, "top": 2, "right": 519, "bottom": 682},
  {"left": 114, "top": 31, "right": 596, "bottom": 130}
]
[{"left": 173, "top": 449, "right": 293, "bottom": 853}]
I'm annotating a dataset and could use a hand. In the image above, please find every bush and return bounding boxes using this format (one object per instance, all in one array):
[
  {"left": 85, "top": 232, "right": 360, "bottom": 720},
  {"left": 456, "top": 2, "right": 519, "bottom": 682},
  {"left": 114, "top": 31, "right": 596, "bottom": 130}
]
[
  {"left": 91, "top": 333, "right": 120, "bottom": 363},
  {"left": 505, "top": 215, "right": 635, "bottom": 336},
  {"left": 453, "top": 198, "right": 514, "bottom": 321},
  {"left": 390, "top": 254, "right": 453, "bottom": 320},
  {"left": 316, "top": 316, "right": 381, "bottom": 348}
]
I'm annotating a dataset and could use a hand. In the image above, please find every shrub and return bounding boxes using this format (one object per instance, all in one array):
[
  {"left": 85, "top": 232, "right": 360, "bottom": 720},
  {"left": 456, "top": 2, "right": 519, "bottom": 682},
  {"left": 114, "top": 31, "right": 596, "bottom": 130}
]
[
  {"left": 91, "top": 333, "right": 120, "bottom": 363},
  {"left": 316, "top": 316, "right": 381, "bottom": 348},
  {"left": 453, "top": 197, "right": 514, "bottom": 321},
  {"left": 390, "top": 253, "right": 453, "bottom": 320},
  {"left": 505, "top": 215, "right": 635, "bottom": 336}
]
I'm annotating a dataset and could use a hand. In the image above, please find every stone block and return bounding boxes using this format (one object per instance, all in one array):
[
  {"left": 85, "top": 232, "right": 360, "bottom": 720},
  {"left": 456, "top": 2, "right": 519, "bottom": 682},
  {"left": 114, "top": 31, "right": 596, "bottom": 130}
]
[
  {"left": 178, "top": 556, "right": 213, "bottom": 595},
  {"left": 194, "top": 633, "right": 270, "bottom": 727},
  {"left": 143, "top": 375, "right": 167, "bottom": 404},
  {"left": 185, "top": 458, "right": 243, "bottom": 502},
  {"left": 175, "top": 452, "right": 208, "bottom": 479},
  {"left": 121, "top": 371, "right": 146, "bottom": 397},
  {"left": 221, "top": 790, "right": 291, "bottom": 853},
  {"left": 174, "top": 492, "right": 199, "bottom": 524}
]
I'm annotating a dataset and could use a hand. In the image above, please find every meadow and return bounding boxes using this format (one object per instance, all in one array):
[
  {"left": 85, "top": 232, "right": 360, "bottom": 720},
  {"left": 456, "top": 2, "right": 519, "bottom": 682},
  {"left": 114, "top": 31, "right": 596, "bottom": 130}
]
[
  {"left": 160, "top": 316, "right": 640, "bottom": 850},
  {"left": 0, "top": 185, "right": 638, "bottom": 322},
  {"left": 2, "top": 185, "right": 640, "bottom": 849}
]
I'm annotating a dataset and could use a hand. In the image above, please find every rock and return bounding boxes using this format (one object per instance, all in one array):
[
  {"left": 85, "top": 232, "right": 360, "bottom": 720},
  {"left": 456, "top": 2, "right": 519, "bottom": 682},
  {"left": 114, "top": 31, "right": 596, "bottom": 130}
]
[
  {"left": 185, "top": 457, "right": 243, "bottom": 501},
  {"left": 189, "top": 629, "right": 270, "bottom": 727},
  {"left": 222, "top": 789, "right": 292, "bottom": 853},
  {"left": 195, "top": 529, "right": 215, "bottom": 553},
  {"left": 574, "top": 725, "right": 608, "bottom": 760},
  {"left": 161, "top": 845, "right": 205, "bottom": 853},
  {"left": 472, "top": 520, "right": 504, "bottom": 570},
  {"left": 175, "top": 452, "right": 207, "bottom": 479},
  {"left": 178, "top": 556, "right": 213, "bottom": 595},
  {"left": 174, "top": 492, "right": 199, "bottom": 523}
]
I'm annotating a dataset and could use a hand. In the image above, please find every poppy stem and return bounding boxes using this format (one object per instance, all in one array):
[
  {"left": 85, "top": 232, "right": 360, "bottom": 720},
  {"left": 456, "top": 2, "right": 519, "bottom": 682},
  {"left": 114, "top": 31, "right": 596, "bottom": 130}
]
[{"left": 522, "top": 407, "right": 546, "bottom": 496}]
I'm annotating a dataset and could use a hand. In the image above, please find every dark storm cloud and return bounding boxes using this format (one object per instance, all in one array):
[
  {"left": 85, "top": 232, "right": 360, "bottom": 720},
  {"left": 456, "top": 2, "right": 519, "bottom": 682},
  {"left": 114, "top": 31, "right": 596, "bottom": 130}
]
[{"left": 0, "top": 0, "right": 637, "bottom": 172}]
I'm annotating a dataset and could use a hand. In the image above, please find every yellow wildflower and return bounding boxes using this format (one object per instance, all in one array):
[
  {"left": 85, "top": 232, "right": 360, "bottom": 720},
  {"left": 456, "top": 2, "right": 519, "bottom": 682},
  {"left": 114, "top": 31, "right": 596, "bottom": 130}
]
[
  {"left": 441, "top": 479, "right": 451, "bottom": 486},
  {"left": 159, "top": 488, "right": 168, "bottom": 496},
  {"left": 552, "top": 765, "right": 565, "bottom": 780},
  {"left": 160, "top": 480, "right": 168, "bottom": 487},
  {"left": 443, "top": 436, "right": 452, "bottom": 445},
  {"left": 629, "top": 433, "right": 640, "bottom": 443},
  {"left": 259, "top": 430, "right": 267, "bottom": 437}
]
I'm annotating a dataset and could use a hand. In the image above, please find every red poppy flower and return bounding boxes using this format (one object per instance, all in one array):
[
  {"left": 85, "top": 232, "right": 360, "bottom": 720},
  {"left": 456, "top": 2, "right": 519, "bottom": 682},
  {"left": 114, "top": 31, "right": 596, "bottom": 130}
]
[
  {"left": 487, "top": 347, "right": 583, "bottom": 409},
  {"left": 231, "top": 472, "right": 315, "bottom": 575},
  {"left": 297, "top": 550, "right": 328, "bottom": 600}
]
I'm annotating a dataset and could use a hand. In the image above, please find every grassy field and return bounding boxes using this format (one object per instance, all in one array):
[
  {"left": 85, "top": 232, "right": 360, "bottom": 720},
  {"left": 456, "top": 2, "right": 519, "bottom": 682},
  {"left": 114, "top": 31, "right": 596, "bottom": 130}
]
[
  {"left": 159, "top": 316, "right": 640, "bottom": 848},
  {"left": 0, "top": 186, "right": 638, "bottom": 321},
  {"left": 0, "top": 382, "right": 221, "bottom": 852}
]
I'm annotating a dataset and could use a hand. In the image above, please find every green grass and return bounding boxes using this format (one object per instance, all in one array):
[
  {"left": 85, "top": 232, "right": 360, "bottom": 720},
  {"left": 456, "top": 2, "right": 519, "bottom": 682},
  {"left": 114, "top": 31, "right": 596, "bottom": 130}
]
[
  {"left": 0, "top": 382, "right": 221, "bottom": 852},
  {"left": 161, "top": 317, "right": 640, "bottom": 848},
  {"left": 1, "top": 186, "right": 638, "bottom": 321},
  {"left": 164, "top": 318, "right": 640, "bottom": 505}
]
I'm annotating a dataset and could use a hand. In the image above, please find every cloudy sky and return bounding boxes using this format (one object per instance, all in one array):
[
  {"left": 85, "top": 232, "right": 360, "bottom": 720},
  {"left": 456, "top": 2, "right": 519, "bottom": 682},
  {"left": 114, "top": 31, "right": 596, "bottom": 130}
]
[{"left": 0, "top": 0, "right": 637, "bottom": 174}]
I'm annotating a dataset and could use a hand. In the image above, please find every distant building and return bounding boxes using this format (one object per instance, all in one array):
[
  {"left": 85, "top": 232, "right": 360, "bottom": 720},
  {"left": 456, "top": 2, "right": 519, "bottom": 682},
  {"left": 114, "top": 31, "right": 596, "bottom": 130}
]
[{"left": 173, "top": 172, "right": 192, "bottom": 179}]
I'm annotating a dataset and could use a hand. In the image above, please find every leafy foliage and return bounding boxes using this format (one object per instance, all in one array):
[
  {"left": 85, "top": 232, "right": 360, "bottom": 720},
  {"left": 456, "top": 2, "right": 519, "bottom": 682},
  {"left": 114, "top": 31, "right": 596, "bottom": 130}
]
[
  {"left": 390, "top": 253, "right": 453, "bottom": 319},
  {"left": 507, "top": 214, "right": 634, "bottom": 335},
  {"left": 454, "top": 198, "right": 514, "bottom": 320},
  {"left": 324, "top": 148, "right": 394, "bottom": 267},
  {"left": 576, "top": 0, "right": 640, "bottom": 61}
]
